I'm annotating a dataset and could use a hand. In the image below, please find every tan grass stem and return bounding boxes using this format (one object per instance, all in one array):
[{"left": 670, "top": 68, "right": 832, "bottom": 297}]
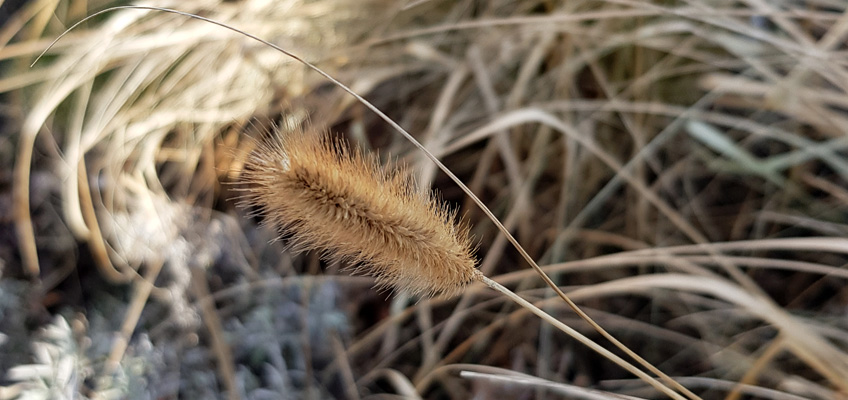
[{"left": 474, "top": 271, "right": 684, "bottom": 400}]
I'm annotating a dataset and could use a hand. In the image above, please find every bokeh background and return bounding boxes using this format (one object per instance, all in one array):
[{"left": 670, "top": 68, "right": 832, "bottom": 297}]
[{"left": 1, "top": 1, "right": 848, "bottom": 399}]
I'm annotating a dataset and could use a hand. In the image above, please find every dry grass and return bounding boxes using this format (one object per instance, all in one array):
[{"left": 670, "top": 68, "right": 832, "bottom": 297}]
[{"left": 1, "top": 0, "right": 848, "bottom": 399}]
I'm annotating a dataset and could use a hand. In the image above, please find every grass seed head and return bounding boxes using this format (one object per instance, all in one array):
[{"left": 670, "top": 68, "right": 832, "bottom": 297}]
[{"left": 240, "top": 128, "right": 477, "bottom": 297}]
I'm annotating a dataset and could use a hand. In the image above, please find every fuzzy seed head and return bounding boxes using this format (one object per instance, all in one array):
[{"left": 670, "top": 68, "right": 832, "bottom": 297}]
[{"left": 240, "top": 129, "right": 477, "bottom": 297}]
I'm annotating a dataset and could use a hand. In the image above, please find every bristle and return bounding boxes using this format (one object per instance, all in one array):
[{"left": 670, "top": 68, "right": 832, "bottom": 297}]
[{"left": 239, "top": 128, "right": 477, "bottom": 297}]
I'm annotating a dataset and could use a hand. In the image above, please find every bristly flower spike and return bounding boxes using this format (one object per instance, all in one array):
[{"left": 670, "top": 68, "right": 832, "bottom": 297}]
[{"left": 240, "top": 128, "right": 478, "bottom": 297}]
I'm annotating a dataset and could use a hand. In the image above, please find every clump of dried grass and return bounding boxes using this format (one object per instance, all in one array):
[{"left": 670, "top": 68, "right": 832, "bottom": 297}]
[
  {"left": 3, "top": 0, "right": 848, "bottom": 399},
  {"left": 6, "top": 0, "right": 386, "bottom": 279}
]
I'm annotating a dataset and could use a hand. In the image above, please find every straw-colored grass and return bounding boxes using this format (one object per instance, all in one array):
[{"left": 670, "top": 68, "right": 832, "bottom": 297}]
[{"left": 1, "top": 0, "right": 847, "bottom": 399}]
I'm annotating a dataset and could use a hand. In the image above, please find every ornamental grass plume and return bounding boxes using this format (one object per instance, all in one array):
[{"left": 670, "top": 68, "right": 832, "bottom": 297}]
[{"left": 240, "top": 128, "right": 478, "bottom": 297}]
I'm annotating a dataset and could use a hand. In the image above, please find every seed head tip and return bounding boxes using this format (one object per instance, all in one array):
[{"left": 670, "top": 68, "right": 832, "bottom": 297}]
[{"left": 240, "top": 128, "right": 477, "bottom": 297}]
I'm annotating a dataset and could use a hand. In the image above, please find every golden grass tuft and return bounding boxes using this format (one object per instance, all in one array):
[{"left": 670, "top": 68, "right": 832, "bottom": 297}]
[{"left": 240, "top": 128, "right": 477, "bottom": 297}]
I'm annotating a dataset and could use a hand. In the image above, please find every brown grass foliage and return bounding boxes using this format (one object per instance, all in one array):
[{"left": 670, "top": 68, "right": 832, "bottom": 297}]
[{"left": 2, "top": 0, "right": 848, "bottom": 399}]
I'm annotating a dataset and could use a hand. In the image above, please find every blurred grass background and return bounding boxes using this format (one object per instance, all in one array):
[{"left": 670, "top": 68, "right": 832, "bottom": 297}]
[{"left": 1, "top": 0, "right": 848, "bottom": 399}]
